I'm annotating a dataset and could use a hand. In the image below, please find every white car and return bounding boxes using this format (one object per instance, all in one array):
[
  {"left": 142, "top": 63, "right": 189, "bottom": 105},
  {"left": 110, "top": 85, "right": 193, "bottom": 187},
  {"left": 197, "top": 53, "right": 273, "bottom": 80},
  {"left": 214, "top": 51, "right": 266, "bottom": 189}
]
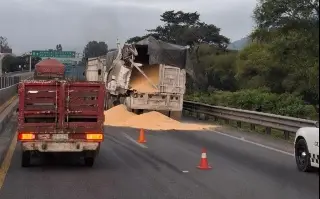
[{"left": 294, "top": 123, "right": 319, "bottom": 172}]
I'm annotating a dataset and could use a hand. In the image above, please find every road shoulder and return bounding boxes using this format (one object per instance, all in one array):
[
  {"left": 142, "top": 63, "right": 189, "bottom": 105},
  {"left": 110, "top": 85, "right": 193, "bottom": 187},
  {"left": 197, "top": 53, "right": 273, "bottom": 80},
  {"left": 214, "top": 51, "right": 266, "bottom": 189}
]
[{"left": 182, "top": 116, "right": 294, "bottom": 154}]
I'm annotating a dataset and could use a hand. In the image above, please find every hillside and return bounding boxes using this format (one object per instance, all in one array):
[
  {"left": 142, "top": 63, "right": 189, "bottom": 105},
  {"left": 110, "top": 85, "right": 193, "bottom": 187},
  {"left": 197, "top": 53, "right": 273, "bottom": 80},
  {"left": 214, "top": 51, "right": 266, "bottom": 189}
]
[{"left": 227, "top": 37, "right": 251, "bottom": 50}]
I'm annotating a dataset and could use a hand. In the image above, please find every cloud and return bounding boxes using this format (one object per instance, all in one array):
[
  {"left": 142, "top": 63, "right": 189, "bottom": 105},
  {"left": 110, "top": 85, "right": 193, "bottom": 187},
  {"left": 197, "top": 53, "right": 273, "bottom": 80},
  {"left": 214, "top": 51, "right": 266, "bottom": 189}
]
[{"left": 0, "top": 0, "right": 256, "bottom": 54}]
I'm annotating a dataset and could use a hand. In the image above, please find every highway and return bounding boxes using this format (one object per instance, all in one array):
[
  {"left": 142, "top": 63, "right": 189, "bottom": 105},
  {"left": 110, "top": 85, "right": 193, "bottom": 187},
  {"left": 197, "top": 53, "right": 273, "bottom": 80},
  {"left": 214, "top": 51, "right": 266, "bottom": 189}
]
[{"left": 0, "top": 115, "right": 318, "bottom": 199}]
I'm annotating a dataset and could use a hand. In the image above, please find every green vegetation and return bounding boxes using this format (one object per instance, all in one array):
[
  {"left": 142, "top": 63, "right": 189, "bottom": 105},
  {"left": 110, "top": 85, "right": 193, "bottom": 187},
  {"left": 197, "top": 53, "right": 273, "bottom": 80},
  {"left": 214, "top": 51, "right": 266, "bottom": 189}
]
[
  {"left": 1, "top": 54, "right": 41, "bottom": 73},
  {"left": 186, "top": 89, "right": 318, "bottom": 120},
  {"left": 0, "top": 36, "right": 11, "bottom": 53},
  {"left": 128, "top": 0, "right": 319, "bottom": 119},
  {"left": 82, "top": 41, "right": 108, "bottom": 59}
]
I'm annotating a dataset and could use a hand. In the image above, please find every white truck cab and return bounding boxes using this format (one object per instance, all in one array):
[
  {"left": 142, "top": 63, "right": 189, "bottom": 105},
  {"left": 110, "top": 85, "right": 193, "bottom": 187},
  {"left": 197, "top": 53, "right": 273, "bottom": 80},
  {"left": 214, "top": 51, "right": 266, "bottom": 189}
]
[{"left": 294, "top": 122, "right": 319, "bottom": 172}]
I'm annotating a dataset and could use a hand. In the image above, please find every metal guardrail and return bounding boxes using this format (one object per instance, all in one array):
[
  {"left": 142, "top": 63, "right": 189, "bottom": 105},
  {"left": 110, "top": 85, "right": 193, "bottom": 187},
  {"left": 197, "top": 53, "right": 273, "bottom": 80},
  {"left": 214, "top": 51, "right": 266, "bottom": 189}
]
[
  {"left": 0, "top": 74, "right": 33, "bottom": 108},
  {"left": 0, "top": 76, "right": 21, "bottom": 89},
  {"left": 0, "top": 72, "right": 33, "bottom": 89},
  {"left": 1, "top": 71, "right": 25, "bottom": 76},
  {"left": 183, "top": 100, "right": 318, "bottom": 139}
]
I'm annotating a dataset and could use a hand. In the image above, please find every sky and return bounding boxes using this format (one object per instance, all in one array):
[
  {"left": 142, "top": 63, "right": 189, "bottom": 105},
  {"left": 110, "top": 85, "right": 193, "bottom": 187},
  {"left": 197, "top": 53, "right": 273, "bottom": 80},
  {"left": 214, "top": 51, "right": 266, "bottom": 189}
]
[{"left": 0, "top": 0, "right": 256, "bottom": 55}]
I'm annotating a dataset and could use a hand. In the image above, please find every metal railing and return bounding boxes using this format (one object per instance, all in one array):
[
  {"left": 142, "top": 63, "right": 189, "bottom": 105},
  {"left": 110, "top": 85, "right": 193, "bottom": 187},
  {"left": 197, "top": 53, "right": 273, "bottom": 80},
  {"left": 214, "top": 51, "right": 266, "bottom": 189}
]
[
  {"left": 183, "top": 100, "right": 318, "bottom": 140},
  {"left": 0, "top": 72, "right": 33, "bottom": 89},
  {"left": 0, "top": 73, "right": 33, "bottom": 108},
  {"left": 0, "top": 76, "right": 21, "bottom": 89}
]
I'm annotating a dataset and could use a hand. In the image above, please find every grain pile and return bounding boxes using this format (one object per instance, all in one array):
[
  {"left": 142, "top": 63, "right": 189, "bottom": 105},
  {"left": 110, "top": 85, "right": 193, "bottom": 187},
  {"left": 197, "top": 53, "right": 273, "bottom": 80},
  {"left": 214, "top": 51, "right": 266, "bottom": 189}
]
[
  {"left": 104, "top": 104, "right": 135, "bottom": 125},
  {"left": 129, "top": 64, "right": 159, "bottom": 92},
  {"left": 104, "top": 105, "right": 212, "bottom": 131}
]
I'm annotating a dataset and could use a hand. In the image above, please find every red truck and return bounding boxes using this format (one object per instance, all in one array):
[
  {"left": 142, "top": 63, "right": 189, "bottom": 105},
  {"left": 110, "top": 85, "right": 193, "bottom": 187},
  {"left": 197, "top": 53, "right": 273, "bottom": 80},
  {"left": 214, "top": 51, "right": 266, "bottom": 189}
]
[{"left": 17, "top": 59, "right": 106, "bottom": 167}]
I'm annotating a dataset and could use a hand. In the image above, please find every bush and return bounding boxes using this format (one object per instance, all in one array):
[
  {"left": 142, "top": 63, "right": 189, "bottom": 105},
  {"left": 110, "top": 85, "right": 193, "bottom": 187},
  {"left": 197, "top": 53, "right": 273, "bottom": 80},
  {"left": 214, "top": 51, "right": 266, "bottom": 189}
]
[{"left": 185, "top": 89, "right": 318, "bottom": 120}]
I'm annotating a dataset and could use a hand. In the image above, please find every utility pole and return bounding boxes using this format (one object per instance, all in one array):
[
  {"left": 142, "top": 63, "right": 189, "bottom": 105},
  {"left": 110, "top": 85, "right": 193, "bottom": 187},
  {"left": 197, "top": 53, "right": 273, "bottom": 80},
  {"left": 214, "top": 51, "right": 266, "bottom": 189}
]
[{"left": 29, "top": 52, "right": 32, "bottom": 72}]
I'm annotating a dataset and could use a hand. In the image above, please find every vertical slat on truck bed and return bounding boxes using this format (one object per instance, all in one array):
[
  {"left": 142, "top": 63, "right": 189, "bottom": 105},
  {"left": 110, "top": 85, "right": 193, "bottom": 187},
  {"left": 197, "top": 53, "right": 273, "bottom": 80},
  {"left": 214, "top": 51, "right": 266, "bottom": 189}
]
[
  {"left": 59, "top": 81, "right": 66, "bottom": 129},
  {"left": 64, "top": 82, "right": 105, "bottom": 132},
  {"left": 18, "top": 80, "right": 60, "bottom": 132}
]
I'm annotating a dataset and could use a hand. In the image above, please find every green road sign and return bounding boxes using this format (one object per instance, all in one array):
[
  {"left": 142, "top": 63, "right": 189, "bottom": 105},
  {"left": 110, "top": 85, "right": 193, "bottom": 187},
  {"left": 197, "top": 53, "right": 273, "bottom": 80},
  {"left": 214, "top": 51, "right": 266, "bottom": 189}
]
[{"left": 32, "top": 50, "right": 76, "bottom": 58}]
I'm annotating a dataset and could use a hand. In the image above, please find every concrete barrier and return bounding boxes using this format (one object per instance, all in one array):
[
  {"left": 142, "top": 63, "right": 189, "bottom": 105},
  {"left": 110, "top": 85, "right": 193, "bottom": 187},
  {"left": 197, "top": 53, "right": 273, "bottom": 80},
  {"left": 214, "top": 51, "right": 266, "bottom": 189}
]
[{"left": 0, "top": 84, "right": 18, "bottom": 107}]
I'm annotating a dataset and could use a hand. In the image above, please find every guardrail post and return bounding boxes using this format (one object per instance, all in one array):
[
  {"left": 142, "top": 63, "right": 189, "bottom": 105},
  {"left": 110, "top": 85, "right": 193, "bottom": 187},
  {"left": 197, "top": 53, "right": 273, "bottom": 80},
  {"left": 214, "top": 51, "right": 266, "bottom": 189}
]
[
  {"left": 237, "top": 121, "right": 241, "bottom": 128},
  {"left": 182, "top": 109, "right": 186, "bottom": 116},
  {"left": 265, "top": 127, "right": 271, "bottom": 135},
  {"left": 196, "top": 112, "right": 200, "bottom": 119},
  {"left": 284, "top": 131, "right": 290, "bottom": 140},
  {"left": 250, "top": 124, "right": 255, "bottom": 131}
]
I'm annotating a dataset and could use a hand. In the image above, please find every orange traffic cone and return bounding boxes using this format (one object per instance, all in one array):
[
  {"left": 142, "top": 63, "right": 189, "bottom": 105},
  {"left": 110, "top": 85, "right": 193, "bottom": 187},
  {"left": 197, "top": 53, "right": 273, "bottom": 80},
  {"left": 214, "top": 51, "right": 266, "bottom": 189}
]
[
  {"left": 137, "top": 128, "right": 146, "bottom": 143},
  {"left": 197, "top": 148, "right": 212, "bottom": 170}
]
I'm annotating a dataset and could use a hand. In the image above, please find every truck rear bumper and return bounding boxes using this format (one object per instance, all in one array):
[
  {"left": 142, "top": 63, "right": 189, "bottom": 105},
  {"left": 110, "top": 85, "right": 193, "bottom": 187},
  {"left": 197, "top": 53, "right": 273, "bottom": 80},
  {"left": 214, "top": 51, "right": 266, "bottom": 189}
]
[{"left": 21, "top": 141, "right": 100, "bottom": 152}]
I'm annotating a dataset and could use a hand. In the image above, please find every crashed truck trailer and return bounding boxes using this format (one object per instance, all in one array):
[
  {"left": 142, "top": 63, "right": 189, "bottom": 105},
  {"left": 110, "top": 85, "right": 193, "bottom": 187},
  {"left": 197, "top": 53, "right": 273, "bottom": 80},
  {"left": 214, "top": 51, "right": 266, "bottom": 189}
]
[{"left": 91, "top": 36, "right": 193, "bottom": 120}]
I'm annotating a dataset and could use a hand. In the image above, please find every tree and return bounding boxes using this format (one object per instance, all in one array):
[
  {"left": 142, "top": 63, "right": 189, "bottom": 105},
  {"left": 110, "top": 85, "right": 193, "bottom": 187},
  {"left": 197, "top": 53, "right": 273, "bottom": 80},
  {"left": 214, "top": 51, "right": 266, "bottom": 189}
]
[
  {"left": 127, "top": 10, "right": 230, "bottom": 49},
  {"left": 0, "top": 36, "right": 12, "bottom": 53},
  {"left": 126, "top": 11, "right": 232, "bottom": 91},
  {"left": 83, "top": 41, "right": 108, "bottom": 59},
  {"left": 126, "top": 36, "right": 149, "bottom": 44},
  {"left": 56, "top": 44, "right": 63, "bottom": 51},
  {"left": 252, "top": 0, "right": 319, "bottom": 42},
  {"left": 240, "top": 0, "right": 319, "bottom": 105},
  {"left": 188, "top": 44, "right": 238, "bottom": 92}
]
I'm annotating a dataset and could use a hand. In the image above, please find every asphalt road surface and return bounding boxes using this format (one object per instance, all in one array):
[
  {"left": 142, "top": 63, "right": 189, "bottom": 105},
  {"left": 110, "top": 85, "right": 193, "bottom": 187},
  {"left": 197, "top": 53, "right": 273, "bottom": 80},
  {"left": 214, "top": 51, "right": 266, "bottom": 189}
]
[{"left": 0, "top": 121, "right": 318, "bottom": 199}]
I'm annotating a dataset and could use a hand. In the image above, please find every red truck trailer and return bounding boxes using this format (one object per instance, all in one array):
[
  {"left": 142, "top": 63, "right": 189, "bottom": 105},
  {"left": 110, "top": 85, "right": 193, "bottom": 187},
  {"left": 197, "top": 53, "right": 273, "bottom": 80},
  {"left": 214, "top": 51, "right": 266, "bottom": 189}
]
[{"left": 17, "top": 59, "right": 106, "bottom": 167}]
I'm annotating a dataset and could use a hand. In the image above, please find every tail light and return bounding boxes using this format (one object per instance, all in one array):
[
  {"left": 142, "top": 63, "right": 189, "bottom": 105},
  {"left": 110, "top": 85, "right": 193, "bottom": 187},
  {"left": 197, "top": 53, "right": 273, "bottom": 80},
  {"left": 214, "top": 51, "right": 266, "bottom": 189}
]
[
  {"left": 86, "top": 133, "right": 103, "bottom": 142},
  {"left": 18, "top": 133, "right": 35, "bottom": 141}
]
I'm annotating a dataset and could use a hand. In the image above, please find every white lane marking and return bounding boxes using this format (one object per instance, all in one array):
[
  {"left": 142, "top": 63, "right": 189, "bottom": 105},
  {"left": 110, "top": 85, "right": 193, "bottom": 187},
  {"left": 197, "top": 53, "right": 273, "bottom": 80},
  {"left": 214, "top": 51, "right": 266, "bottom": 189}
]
[
  {"left": 182, "top": 170, "right": 189, "bottom": 173},
  {"left": 122, "top": 132, "right": 148, "bottom": 149},
  {"left": 212, "top": 130, "right": 294, "bottom": 157}
]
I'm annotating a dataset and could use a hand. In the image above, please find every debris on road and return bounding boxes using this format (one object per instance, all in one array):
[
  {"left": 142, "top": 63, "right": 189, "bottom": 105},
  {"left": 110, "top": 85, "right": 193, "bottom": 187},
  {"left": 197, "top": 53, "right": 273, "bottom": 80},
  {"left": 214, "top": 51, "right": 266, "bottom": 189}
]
[
  {"left": 104, "top": 104, "right": 135, "bottom": 125},
  {"left": 104, "top": 105, "right": 213, "bottom": 130}
]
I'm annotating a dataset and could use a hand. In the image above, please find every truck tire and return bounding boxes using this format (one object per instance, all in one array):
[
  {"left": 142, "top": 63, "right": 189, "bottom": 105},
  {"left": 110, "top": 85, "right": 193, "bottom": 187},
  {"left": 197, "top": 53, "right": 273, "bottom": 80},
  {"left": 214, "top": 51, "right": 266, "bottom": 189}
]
[
  {"left": 169, "top": 111, "right": 182, "bottom": 121},
  {"left": 106, "top": 98, "right": 114, "bottom": 110},
  {"left": 104, "top": 99, "right": 108, "bottom": 110},
  {"left": 295, "top": 138, "right": 312, "bottom": 172},
  {"left": 84, "top": 157, "right": 95, "bottom": 167},
  {"left": 21, "top": 151, "right": 31, "bottom": 167}
]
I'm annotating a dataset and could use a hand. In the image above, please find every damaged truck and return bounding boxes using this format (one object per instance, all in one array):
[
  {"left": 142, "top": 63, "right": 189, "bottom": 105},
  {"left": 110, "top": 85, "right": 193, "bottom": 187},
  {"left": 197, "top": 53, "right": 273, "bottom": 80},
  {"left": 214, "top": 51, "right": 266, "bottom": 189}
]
[{"left": 87, "top": 36, "right": 194, "bottom": 120}]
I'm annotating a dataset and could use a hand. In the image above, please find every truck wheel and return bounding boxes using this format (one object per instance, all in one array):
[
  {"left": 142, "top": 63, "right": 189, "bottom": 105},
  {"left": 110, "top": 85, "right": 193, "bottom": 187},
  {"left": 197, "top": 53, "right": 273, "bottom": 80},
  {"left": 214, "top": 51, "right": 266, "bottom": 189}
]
[
  {"left": 169, "top": 111, "right": 182, "bottom": 121},
  {"left": 295, "top": 139, "right": 312, "bottom": 172},
  {"left": 84, "top": 157, "right": 95, "bottom": 167},
  {"left": 21, "top": 151, "right": 31, "bottom": 167}
]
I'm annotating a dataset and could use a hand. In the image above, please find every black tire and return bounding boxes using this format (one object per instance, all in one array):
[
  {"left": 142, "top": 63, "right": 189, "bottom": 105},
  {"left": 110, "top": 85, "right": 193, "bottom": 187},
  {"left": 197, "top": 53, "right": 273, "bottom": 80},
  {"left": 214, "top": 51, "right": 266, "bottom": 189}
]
[
  {"left": 21, "top": 151, "right": 31, "bottom": 167},
  {"left": 104, "top": 99, "right": 108, "bottom": 110},
  {"left": 169, "top": 111, "right": 182, "bottom": 121},
  {"left": 84, "top": 157, "right": 95, "bottom": 167},
  {"left": 295, "top": 139, "right": 312, "bottom": 172}
]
